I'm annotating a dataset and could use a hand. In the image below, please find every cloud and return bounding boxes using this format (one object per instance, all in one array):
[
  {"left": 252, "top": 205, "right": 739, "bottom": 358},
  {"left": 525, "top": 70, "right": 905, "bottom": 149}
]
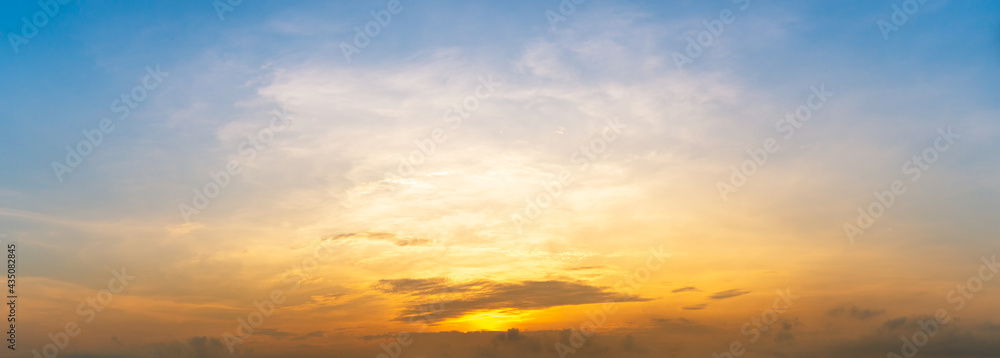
[
  {"left": 255, "top": 328, "right": 296, "bottom": 339},
  {"left": 567, "top": 265, "right": 607, "bottom": 271},
  {"left": 292, "top": 331, "right": 326, "bottom": 341},
  {"left": 165, "top": 222, "right": 204, "bottom": 235},
  {"left": 118, "top": 336, "right": 250, "bottom": 358},
  {"left": 813, "top": 316, "right": 1000, "bottom": 358},
  {"left": 325, "top": 232, "right": 436, "bottom": 247},
  {"left": 981, "top": 322, "right": 1000, "bottom": 332},
  {"left": 709, "top": 289, "right": 751, "bottom": 300},
  {"left": 681, "top": 304, "right": 707, "bottom": 310},
  {"left": 361, "top": 332, "right": 399, "bottom": 341},
  {"left": 486, "top": 328, "right": 544, "bottom": 354},
  {"left": 882, "top": 317, "right": 908, "bottom": 331},
  {"left": 774, "top": 317, "right": 801, "bottom": 342},
  {"left": 254, "top": 328, "right": 324, "bottom": 341},
  {"left": 363, "top": 329, "right": 647, "bottom": 358},
  {"left": 671, "top": 286, "right": 698, "bottom": 293},
  {"left": 650, "top": 317, "right": 722, "bottom": 335},
  {"left": 379, "top": 278, "right": 651, "bottom": 323},
  {"left": 373, "top": 278, "right": 453, "bottom": 295},
  {"left": 827, "top": 305, "right": 886, "bottom": 320}
]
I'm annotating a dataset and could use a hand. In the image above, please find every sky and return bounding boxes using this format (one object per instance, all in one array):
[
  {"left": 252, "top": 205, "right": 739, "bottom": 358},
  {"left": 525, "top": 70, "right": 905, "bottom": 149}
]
[{"left": 2, "top": 0, "right": 1000, "bottom": 357}]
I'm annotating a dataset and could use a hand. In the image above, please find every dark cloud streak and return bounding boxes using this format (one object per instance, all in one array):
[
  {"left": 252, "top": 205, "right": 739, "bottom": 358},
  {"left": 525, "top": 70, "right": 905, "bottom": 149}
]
[
  {"left": 709, "top": 289, "right": 750, "bottom": 300},
  {"left": 374, "top": 278, "right": 651, "bottom": 323}
]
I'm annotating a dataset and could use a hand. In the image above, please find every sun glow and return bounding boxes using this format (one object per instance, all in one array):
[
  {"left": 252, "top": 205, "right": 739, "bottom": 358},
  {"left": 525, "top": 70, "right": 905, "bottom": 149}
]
[{"left": 444, "top": 309, "right": 531, "bottom": 331}]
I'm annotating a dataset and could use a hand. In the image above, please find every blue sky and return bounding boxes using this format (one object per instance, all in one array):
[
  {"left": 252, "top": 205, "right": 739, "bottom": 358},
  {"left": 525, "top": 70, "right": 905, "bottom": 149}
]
[{"left": 5, "top": 0, "right": 996, "bottom": 224}]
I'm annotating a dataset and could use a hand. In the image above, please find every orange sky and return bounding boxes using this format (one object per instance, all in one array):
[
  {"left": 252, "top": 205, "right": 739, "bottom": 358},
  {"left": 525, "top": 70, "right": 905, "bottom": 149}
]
[{"left": 4, "top": 1, "right": 1000, "bottom": 358}]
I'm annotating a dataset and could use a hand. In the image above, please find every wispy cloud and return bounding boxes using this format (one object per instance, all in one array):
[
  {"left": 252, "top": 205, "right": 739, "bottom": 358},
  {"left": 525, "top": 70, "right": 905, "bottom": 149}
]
[{"left": 709, "top": 289, "right": 751, "bottom": 300}]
